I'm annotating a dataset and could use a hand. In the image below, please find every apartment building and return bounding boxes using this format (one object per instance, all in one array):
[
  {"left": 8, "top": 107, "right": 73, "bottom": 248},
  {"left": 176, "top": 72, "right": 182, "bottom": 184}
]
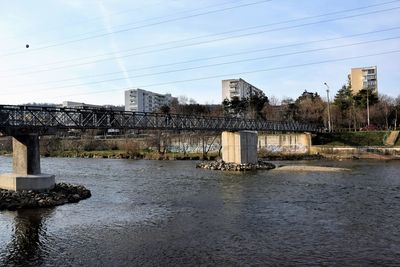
[
  {"left": 62, "top": 101, "right": 101, "bottom": 108},
  {"left": 124, "top": 88, "right": 176, "bottom": 112},
  {"left": 222, "top": 78, "right": 264, "bottom": 101},
  {"left": 348, "top": 66, "right": 378, "bottom": 94},
  {"left": 61, "top": 101, "right": 124, "bottom": 111}
]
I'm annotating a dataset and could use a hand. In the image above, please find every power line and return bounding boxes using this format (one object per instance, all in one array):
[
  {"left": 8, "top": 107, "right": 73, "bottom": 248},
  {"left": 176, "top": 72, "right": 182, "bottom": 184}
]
[
  {"left": 11, "top": 26, "right": 400, "bottom": 88},
  {"left": 0, "top": 0, "right": 272, "bottom": 57},
  {"left": 3, "top": 36, "right": 398, "bottom": 95},
  {"left": 3, "top": 0, "right": 250, "bottom": 46},
  {"left": 2, "top": 0, "right": 398, "bottom": 73},
  {"left": 29, "top": 0, "right": 400, "bottom": 56},
  {"left": 46, "top": 49, "right": 400, "bottom": 99},
  {"left": 32, "top": 0, "right": 251, "bottom": 46},
  {"left": 2, "top": 0, "right": 167, "bottom": 42},
  {"left": 1, "top": 5, "right": 399, "bottom": 78}
]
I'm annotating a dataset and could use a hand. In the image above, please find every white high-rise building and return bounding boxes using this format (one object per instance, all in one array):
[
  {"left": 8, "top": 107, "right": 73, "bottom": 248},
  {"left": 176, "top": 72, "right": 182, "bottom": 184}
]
[
  {"left": 222, "top": 78, "right": 264, "bottom": 101},
  {"left": 124, "top": 88, "right": 176, "bottom": 112}
]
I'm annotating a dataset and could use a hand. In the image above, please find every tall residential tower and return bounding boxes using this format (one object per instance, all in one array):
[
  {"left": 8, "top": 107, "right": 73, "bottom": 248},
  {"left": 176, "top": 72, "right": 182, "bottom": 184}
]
[
  {"left": 222, "top": 78, "right": 264, "bottom": 101},
  {"left": 124, "top": 88, "right": 176, "bottom": 112},
  {"left": 348, "top": 66, "right": 378, "bottom": 94}
]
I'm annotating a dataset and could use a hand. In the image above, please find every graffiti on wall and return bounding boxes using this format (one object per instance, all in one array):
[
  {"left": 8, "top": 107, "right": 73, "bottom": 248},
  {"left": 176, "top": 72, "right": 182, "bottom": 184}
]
[
  {"left": 168, "top": 143, "right": 221, "bottom": 153},
  {"left": 264, "top": 144, "right": 308, "bottom": 154}
]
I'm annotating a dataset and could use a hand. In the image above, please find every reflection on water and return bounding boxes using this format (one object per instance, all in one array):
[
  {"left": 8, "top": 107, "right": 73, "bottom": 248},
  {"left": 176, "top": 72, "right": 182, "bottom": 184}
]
[
  {"left": 1, "top": 158, "right": 400, "bottom": 266},
  {"left": 2, "top": 208, "right": 54, "bottom": 267}
]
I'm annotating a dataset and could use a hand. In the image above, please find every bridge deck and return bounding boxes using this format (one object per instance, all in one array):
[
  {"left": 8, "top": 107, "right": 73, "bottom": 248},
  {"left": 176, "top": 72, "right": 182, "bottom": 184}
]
[{"left": 0, "top": 105, "right": 322, "bottom": 134}]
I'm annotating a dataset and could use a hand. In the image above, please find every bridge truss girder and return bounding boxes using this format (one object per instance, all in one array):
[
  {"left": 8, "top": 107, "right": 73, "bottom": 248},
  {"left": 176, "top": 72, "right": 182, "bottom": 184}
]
[{"left": 0, "top": 105, "right": 322, "bottom": 134}]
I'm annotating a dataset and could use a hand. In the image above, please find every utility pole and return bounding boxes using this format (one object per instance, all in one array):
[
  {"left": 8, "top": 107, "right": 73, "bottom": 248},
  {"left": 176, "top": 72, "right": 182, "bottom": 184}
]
[
  {"left": 366, "top": 87, "right": 370, "bottom": 126},
  {"left": 324, "top": 82, "right": 332, "bottom": 132}
]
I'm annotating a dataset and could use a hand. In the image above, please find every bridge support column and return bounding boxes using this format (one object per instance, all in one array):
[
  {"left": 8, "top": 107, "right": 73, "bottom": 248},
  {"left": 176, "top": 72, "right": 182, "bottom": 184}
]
[
  {"left": 0, "top": 134, "right": 55, "bottom": 191},
  {"left": 222, "top": 131, "right": 258, "bottom": 164}
]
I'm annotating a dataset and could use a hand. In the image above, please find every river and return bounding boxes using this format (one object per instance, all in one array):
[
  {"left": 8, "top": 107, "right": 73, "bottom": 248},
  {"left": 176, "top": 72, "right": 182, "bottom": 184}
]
[{"left": 1, "top": 157, "right": 400, "bottom": 266}]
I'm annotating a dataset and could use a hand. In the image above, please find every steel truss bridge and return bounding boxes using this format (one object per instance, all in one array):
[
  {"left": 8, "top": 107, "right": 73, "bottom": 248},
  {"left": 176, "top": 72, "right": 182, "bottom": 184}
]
[{"left": 0, "top": 105, "right": 322, "bottom": 134}]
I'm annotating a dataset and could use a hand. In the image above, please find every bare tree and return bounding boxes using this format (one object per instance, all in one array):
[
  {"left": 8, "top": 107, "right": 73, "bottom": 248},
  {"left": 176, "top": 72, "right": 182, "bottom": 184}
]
[{"left": 178, "top": 95, "right": 189, "bottom": 105}]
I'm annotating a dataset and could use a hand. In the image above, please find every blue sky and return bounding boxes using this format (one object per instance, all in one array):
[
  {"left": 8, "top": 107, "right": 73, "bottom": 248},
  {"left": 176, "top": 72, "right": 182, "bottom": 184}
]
[{"left": 0, "top": 0, "right": 399, "bottom": 105}]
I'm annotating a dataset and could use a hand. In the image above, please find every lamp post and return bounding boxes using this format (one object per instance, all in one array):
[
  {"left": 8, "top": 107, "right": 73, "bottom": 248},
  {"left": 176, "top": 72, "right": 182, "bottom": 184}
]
[{"left": 324, "top": 82, "right": 332, "bottom": 132}]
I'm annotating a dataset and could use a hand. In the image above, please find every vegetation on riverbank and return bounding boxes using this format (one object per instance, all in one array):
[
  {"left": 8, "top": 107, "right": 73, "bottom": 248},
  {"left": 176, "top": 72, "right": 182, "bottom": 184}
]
[
  {"left": 312, "top": 131, "right": 390, "bottom": 146},
  {"left": 1, "top": 131, "right": 398, "bottom": 161},
  {"left": 0, "top": 150, "right": 9, "bottom": 156},
  {"left": 46, "top": 149, "right": 219, "bottom": 161},
  {"left": 396, "top": 136, "right": 400, "bottom": 146}
]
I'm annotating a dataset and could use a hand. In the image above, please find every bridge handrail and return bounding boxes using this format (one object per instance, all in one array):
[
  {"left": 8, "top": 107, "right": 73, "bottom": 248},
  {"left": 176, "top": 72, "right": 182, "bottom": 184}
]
[{"left": 0, "top": 104, "right": 323, "bottom": 133}]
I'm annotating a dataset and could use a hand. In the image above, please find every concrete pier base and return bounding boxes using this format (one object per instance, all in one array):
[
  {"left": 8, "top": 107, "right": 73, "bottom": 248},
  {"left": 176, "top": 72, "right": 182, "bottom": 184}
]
[
  {"left": 0, "top": 134, "right": 55, "bottom": 191},
  {"left": 0, "top": 173, "right": 55, "bottom": 191},
  {"left": 222, "top": 131, "right": 258, "bottom": 164}
]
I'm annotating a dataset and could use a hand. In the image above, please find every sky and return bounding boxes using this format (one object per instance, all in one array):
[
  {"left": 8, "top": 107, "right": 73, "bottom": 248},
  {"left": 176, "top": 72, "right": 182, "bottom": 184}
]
[{"left": 0, "top": 0, "right": 399, "bottom": 106}]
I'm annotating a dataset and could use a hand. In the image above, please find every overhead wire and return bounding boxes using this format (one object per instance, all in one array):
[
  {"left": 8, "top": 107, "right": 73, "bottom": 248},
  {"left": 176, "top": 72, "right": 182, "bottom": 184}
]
[
  {"left": 2, "top": 36, "right": 398, "bottom": 96},
  {"left": 36, "top": 0, "right": 252, "bottom": 45},
  {"left": 1, "top": 1, "right": 399, "bottom": 103},
  {"left": 2, "top": 0, "right": 169, "bottom": 42},
  {"left": 1, "top": 5, "right": 399, "bottom": 79},
  {"left": 48, "top": 49, "right": 400, "bottom": 99},
  {"left": 2, "top": 0, "right": 399, "bottom": 73},
  {"left": 0, "top": 0, "right": 273, "bottom": 57},
  {"left": 5, "top": 26, "right": 399, "bottom": 89}
]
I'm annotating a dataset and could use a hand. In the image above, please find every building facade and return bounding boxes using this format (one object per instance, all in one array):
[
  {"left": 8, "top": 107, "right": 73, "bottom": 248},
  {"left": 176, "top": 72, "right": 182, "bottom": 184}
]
[
  {"left": 124, "top": 88, "right": 176, "bottom": 112},
  {"left": 349, "top": 66, "right": 378, "bottom": 94},
  {"left": 62, "top": 101, "right": 101, "bottom": 108},
  {"left": 61, "top": 101, "right": 123, "bottom": 111},
  {"left": 222, "top": 78, "right": 264, "bottom": 101}
]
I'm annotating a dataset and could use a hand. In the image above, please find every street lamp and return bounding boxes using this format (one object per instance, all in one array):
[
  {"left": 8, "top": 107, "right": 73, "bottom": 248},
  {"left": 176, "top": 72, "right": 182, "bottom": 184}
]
[{"left": 324, "top": 82, "right": 332, "bottom": 132}]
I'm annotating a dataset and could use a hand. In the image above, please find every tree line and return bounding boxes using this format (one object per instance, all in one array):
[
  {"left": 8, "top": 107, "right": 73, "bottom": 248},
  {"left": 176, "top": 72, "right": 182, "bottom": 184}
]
[{"left": 164, "top": 87, "right": 399, "bottom": 131}]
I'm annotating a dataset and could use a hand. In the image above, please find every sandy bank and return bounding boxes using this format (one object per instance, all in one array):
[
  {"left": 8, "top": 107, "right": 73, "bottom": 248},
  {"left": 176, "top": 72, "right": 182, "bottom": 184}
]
[{"left": 274, "top": 165, "right": 350, "bottom": 172}]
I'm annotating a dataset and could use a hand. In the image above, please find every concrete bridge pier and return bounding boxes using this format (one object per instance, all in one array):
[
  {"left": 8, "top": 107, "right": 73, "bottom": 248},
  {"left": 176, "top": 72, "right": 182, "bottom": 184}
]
[
  {"left": 222, "top": 131, "right": 258, "bottom": 164},
  {"left": 0, "top": 134, "right": 55, "bottom": 191}
]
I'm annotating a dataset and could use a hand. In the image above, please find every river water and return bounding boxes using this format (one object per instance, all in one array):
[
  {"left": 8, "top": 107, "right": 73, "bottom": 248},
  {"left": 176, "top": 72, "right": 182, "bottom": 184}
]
[{"left": 0, "top": 157, "right": 399, "bottom": 266}]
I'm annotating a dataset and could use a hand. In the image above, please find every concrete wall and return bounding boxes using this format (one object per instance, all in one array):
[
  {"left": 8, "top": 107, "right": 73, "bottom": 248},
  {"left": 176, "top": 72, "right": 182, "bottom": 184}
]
[
  {"left": 222, "top": 131, "right": 257, "bottom": 164},
  {"left": 168, "top": 135, "right": 220, "bottom": 154},
  {"left": 13, "top": 135, "right": 41, "bottom": 175},
  {"left": 1, "top": 134, "right": 55, "bottom": 191},
  {"left": 258, "top": 133, "right": 311, "bottom": 154},
  {"left": 35, "top": 133, "right": 312, "bottom": 156}
]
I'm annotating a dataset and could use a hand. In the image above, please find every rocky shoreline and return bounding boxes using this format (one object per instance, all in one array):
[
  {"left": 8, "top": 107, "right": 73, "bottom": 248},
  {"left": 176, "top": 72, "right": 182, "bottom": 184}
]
[
  {"left": 0, "top": 183, "right": 91, "bottom": 211},
  {"left": 196, "top": 160, "right": 276, "bottom": 171}
]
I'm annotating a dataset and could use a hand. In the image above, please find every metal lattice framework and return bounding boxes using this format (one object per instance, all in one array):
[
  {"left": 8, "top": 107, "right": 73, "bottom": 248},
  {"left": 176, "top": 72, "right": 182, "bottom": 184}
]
[{"left": 0, "top": 105, "right": 322, "bottom": 134}]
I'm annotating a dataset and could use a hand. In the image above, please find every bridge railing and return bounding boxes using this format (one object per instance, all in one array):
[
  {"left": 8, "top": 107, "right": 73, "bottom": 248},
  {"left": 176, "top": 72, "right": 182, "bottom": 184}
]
[{"left": 0, "top": 105, "right": 323, "bottom": 133}]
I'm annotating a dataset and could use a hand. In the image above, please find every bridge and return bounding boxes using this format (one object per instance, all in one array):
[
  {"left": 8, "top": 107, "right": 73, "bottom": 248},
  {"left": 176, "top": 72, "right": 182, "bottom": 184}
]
[
  {"left": 0, "top": 104, "right": 321, "bottom": 133},
  {"left": 0, "top": 104, "right": 322, "bottom": 191}
]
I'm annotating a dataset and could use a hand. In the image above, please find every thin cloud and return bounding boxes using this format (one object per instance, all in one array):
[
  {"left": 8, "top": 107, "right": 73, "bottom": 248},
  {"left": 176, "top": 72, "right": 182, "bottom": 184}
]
[{"left": 98, "top": 0, "right": 133, "bottom": 88}]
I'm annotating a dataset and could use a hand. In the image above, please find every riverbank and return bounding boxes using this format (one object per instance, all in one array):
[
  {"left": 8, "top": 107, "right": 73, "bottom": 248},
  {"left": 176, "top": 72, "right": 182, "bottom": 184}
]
[
  {"left": 44, "top": 147, "right": 400, "bottom": 161},
  {"left": 2, "top": 149, "right": 399, "bottom": 161},
  {"left": 310, "top": 146, "right": 400, "bottom": 160},
  {"left": 274, "top": 165, "right": 351, "bottom": 172},
  {"left": 42, "top": 150, "right": 219, "bottom": 161}
]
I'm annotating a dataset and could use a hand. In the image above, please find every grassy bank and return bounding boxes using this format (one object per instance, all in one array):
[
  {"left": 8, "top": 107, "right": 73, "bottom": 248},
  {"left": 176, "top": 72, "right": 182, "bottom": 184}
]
[
  {"left": 396, "top": 136, "right": 400, "bottom": 146},
  {"left": 0, "top": 150, "right": 10, "bottom": 156},
  {"left": 312, "top": 131, "right": 390, "bottom": 146},
  {"left": 46, "top": 149, "right": 219, "bottom": 161}
]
